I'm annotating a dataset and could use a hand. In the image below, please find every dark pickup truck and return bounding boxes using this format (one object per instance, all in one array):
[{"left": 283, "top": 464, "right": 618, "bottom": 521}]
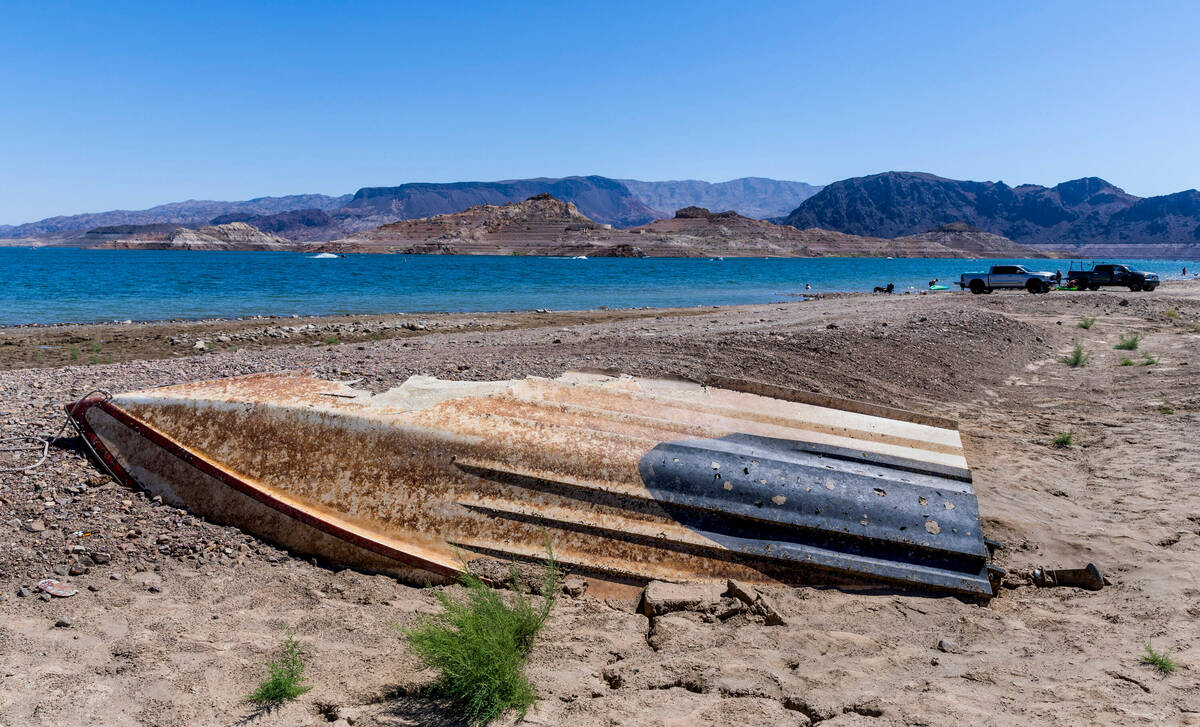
[{"left": 1068, "top": 263, "right": 1159, "bottom": 292}]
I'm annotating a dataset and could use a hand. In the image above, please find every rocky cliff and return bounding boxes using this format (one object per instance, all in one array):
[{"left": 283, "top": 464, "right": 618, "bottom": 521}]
[
  {"left": 320, "top": 197, "right": 1039, "bottom": 258},
  {"left": 339, "top": 176, "right": 657, "bottom": 230},
  {"left": 98, "top": 222, "right": 294, "bottom": 250},
  {"left": 209, "top": 208, "right": 338, "bottom": 242},
  {"left": 896, "top": 222, "right": 1051, "bottom": 258},
  {"left": 618, "top": 178, "right": 822, "bottom": 220},
  {"left": 783, "top": 172, "right": 1200, "bottom": 255},
  {"left": 323, "top": 194, "right": 600, "bottom": 255}
]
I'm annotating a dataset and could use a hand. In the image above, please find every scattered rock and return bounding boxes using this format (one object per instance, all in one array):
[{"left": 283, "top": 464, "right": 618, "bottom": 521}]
[
  {"left": 713, "top": 597, "right": 744, "bottom": 620},
  {"left": 725, "top": 579, "right": 786, "bottom": 625},
  {"left": 15, "top": 586, "right": 30, "bottom": 598},
  {"left": 640, "top": 581, "right": 725, "bottom": 617},
  {"left": 24, "top": 519, "right": 46, "bottom": 533},
  {"left": 937, "top": 638, "right": 962, "bottom": 654},
  {"left": 726, "top": 579, "right": 759, "bottom": 605},
  {"left": 54, "top": 617, "right": 71, "bottom": 628},
  {"left": 36, "top": 579, "right": 77, "bottom": 598},
  {"left": 754, "top": 595, "right": 787, "bottom": 626},
  {"left": 562, "top": 575, "right": 587, "bottom": 598}
]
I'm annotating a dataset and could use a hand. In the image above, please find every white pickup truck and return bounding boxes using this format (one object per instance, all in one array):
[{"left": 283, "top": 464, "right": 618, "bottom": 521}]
[{"left": 959, "top": 265, "right": 1055, "bottom": 294}]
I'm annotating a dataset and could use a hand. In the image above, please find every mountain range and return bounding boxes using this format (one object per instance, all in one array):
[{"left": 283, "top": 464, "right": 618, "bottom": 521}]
[
  {"left": 0, "top": 194, "right": 351, "bottom": 239},
  {"left": 617, "top": 177, "right": 821, "bottom": 219},
  {"left": 0, "top": 176, "right": 818, "bottom": 241},
  {"left": 783, "top": 172, "right": 1200, "bottom": 256},
  {"left": 6, "top": 171, "right": 1200, "bottom": 258},
  {"left": 316, "top": 194, "right": 1045, "bottom": 258}
]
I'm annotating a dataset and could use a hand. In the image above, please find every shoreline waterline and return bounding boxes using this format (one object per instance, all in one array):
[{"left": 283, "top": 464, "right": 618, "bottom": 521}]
[{"left": 4, "top": 248, "right": 1199, "bottom": 326}]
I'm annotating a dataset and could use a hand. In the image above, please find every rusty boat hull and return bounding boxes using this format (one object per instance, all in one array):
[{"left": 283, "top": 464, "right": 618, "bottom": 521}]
[{"left": 69, "top": 372, "right": 998, "bottom": 598}]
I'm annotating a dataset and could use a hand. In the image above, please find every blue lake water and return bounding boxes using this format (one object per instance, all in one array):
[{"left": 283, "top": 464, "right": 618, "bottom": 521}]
[{"left": 2, "top": 247, "right": 1198, "bottom": 325}]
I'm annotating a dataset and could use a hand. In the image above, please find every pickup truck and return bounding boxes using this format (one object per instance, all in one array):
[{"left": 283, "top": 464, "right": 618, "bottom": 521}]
[
  {"left": 1067, "top": 263, "right": 1159, "bottom": 292},
  {"left": 958, "top": 265, "right": 1055, "bottom": 294}
]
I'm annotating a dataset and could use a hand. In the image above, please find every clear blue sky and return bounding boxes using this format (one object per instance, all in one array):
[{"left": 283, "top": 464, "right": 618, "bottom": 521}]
[{"left": 2, "top": 0, "right": 1198, "bottom": 224}]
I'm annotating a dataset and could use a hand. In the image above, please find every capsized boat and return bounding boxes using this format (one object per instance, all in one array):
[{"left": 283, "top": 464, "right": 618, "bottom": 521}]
[{"left": 68, "top": 372, "right": 1000, "bottom": 597}]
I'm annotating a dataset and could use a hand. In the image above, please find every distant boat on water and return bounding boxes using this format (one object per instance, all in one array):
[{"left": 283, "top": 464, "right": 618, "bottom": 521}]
[
  {"left": 309, "top": 252, "right": 341, "bottom": 259},
  {"left": 572, "top": 255, "right": 588, "bottom": 259}
]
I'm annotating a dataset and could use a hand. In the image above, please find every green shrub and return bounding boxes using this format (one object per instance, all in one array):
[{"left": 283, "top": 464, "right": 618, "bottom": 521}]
[
  {"left": 89, "top": 354, "right": 99, "bottom": 365},
  {"left": 1062, "top": 343, "right": 1087, "bottom": 367},
  {"left": 324, "top": 336, "right": 340, "bottom": 345},
  {"left": 1051, "top": 428, "right": 1075, "bottom": 448},
  {"left": 1114, "top": 334, "right": 1141, "bottom": 350},
  {"left": 1159, "top": 402, "right": 1175, "bottom": 415},
  {"left": 1141, "top": 353, "right": 1159, "bottom": 366},
  {"left": 1142, "top": 642, "right": 1177, "bottom": 675},
  {"left": 90, "top": 341, "right": 101, "bottom": 353},
  {"left": 70, "top": 345, "right": 79, "bottom": 361},
  {"left": 1077, "top": 316, "right": 1096, "bottom": 329},
  {"left": 1163, "top": 309, "right": 1180, "bottom": 320},
  {"left": 402, "top": 551, "right": 560, "bottom": 726},
  {"left": 247, "top": 631, "right": 313, "bottom": 706},
  {"left": 1119, "top": 357, "right": 1135, "bottom": 366}
]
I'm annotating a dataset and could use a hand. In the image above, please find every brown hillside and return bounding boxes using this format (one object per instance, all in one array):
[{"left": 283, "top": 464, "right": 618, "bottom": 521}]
[{"left": 320, "top": 197, "right": 1054, "bottom": 258}]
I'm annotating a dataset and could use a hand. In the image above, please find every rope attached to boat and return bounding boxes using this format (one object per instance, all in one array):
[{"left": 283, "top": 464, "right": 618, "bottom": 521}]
[{"left": 0, "top": 389, "right": 116, "bottom": 475}]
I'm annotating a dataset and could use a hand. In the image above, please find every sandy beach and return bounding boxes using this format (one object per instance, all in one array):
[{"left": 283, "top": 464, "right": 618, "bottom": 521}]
[{"left": 2, "top": 283, "right": 1199, "bottom": 726}]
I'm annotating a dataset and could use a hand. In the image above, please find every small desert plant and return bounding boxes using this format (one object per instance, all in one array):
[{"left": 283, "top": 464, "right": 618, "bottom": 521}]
[
  {"left": 247, "top": 631, "right": 313, "bottom": 706},
  {"left": 1141, "top": 353, "right": 1159, "bottom": 366},
  {"left": 1159, "top": 402, "right": 1175, "bottom": 415},
  {"left": 1114, "top": 334, "right": 1141, "bottom": 351},
  {"left": 1051, "top": 428, "right": 1075, "bottom": 448},
  {"left": 89, "top": 354, "right": 99, "bottom": 365},
  {"left": 371, "top": 332, "right": 383, "bottom": 341},
  {"left": 1077, "top": 316, "right": 1096, "bottom": 329},
  {"left": 1163, "top": 309, "right": 1181, "bottom": 320},
  {"left": 1062, "top": 343, "right": 1088, "bottom": 367},
  {"left": 69, "top": 345, "right": 79, "bottom": 361},
  {"left": 324, "top": 336, "right": 340, "bottom": 345},
  {"left": 1142, "top": 642, "right": 1177, "bottom": 676},
  {"left": 402, "top": 549, "right": 560, "bottom": 726},
  {"left": 90, "top": 341, "right": 101, "bottom": 353},
  {"left": 1119, "top": 357, "right": 1136, "bottom": 366}
]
